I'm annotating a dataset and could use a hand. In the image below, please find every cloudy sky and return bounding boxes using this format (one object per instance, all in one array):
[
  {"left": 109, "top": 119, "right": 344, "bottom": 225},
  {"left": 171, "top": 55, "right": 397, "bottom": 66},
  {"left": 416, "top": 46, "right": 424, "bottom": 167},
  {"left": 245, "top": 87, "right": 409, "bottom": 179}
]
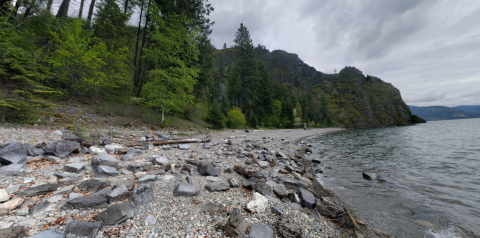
[{"left": 207, "top": 0, "right": 480, "bottom": 107}]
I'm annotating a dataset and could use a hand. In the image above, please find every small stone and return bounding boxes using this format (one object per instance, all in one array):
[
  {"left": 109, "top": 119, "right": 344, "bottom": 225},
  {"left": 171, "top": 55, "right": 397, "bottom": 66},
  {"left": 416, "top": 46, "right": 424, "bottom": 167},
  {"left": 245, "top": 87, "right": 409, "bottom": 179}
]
[
  {"left": 151, "top": 155, "right": 169, "bottom": 165},
  {"left": 114, "top": 179, "right": 135, "bottom": 191},
  {"left": 178, "top": 144, "right": 189, "bottom": 150},
  {"left": 27, "top": 228, "right": 65, "bottom": 238},
  {"left": 78, "top": 179, "right": 109, "bottom": 193},
  {"left": 198, "top": 164, "right": 221, "bottom": 176},
  {"left": 362, "top": 172, "right": 377, "bottom": 180},
  {"left": 257, "top": 161, "right": 269, "bottom": 168},
  {"left": 242, "top": 180, "right": 257, "bottom": 190},
  {"left": 64, "top": 195, "right": 108, "bottom": 210},
  {"left": 16, "top": 206, "right": 30, "bottom": 216},
  {"left": 255, "top": 183, "right": 272, "bottom": 196},
  {"left": 0, "top": 189, "right": 8, "bottom": 202},
  {"left": 276, "top": 217, "right": 303, "bottom": 237},
  {"left": 173, "top": 183, "right": 200, "bottom": 197},
  {"left": 223, "top": 209, "right": 247, "bottom": 237},
  {"left": 96, "top": 165, "right": 120, "bottom": 177},
  {"left": 16, "top": 184, "right": 57, "bottom": 197},
  {"left": 202, "top": 202, "right": 225, "bottom": 214},
  {"left": 53, "top": 185, "right": 75, "bottom": 195},
  {"left": 138, "top": 175, "right": 158, "bottom": 183},
  {"left": 144, "top": 215, "right": 157, "bottom": 226},
  {"left": 30, "top": 201, "right": 55, "bottom": 216},
  {"left": 298, "top": 188, "right": 316, "bottom": 209},
  {"left": 0, "top": 143, "right": 28, "bottom": 165},
  {"left": 271, "top": 206, "right": 285, "bottom": 215},
  {"left": 227, "top": 177, "right": 240, "bottom": 187},
  {"left": 289, "top": 203, "right": 302, "bottom": 210}
]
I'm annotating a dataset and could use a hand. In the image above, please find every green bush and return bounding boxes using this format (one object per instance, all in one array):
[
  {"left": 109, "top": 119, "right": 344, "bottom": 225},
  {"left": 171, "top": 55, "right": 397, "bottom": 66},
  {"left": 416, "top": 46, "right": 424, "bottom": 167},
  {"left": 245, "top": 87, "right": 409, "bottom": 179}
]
[
  {"left": 227, "top": 107, "right": 246, "bottom": 129},
  {"left": 206, "top": 103, "right": 226, "bottom": 129}
]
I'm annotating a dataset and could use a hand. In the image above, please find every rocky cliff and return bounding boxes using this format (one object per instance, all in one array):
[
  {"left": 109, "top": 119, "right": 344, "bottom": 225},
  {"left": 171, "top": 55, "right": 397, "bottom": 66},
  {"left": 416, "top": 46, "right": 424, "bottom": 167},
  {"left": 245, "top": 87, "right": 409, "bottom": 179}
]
[{"left": 215, "top": 47, "right": 420, "bottom": 128}]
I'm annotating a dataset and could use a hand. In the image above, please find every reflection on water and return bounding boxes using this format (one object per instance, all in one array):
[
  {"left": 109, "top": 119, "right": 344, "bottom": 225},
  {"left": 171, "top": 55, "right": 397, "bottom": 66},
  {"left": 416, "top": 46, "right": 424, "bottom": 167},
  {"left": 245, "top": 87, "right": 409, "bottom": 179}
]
[{"left": 307, "top": 118, "right": 480, "bottom": 238}]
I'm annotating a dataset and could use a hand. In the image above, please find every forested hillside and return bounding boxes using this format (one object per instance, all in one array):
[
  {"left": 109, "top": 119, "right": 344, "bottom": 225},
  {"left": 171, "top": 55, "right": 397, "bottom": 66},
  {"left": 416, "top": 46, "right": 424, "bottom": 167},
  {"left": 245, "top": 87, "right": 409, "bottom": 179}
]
[
  {"left": 0, "top": 0, "right": 421, "bottom": 129},
  {"left": 409, "top": 105, "right": 480, "bottom": 121}
]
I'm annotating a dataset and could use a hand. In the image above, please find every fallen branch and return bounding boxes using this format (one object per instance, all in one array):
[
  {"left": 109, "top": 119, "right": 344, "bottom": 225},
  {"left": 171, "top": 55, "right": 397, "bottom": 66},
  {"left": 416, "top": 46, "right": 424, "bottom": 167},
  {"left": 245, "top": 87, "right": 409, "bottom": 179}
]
[
  {"left": 125, "top": 138, "right": 211, "bottom": 147},
  {"left": 345, "top": 208, "right": 357, "bottom": 228}
]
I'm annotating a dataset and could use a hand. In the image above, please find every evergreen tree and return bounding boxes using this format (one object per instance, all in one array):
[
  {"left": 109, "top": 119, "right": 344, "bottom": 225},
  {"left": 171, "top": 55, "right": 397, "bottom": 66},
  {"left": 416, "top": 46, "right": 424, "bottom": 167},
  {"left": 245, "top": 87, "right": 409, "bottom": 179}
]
[
  {"left": 207, "top": 102, "right": 225, "bottom": 129},
  {"left": 233, "top": 23, "right": 255, "bottom": 111}
]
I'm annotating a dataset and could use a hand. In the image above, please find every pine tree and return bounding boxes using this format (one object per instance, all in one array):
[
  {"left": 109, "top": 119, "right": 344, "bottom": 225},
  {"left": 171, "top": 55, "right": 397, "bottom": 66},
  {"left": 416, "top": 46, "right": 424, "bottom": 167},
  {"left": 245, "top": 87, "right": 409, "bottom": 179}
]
[{"left": 207, "top": 102, "right": 225, "bottom": 129}]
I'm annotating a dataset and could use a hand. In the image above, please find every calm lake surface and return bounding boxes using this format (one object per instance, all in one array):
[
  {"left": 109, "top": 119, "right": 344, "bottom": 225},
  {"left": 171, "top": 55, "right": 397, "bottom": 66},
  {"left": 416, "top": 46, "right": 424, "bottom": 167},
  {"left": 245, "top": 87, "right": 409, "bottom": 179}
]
[{"left": 306, "top": 118, "right": 480, "bottom": 238}]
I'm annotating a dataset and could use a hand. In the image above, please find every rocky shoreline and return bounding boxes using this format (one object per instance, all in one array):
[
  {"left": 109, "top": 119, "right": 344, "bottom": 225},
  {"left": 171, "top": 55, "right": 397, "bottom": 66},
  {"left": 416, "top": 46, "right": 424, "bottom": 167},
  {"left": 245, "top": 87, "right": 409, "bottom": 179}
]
[{"left": 0, "top": 126, "right": 370, "bottom": 238}]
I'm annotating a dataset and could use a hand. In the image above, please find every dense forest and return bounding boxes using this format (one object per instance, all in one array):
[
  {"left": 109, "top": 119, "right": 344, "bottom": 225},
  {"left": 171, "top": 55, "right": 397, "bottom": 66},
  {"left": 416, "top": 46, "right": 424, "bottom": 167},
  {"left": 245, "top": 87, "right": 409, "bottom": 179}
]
[{"left": 0, "top": 0, "right": 420, "bottom": 129}]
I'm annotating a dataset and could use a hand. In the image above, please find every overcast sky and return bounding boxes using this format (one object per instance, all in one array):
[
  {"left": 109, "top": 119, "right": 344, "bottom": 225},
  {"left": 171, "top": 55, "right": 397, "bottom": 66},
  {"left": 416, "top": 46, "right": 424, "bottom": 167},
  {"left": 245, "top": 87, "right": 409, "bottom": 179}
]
[{"left": 207, "top": 0, "right": 480, "bottom": 107}]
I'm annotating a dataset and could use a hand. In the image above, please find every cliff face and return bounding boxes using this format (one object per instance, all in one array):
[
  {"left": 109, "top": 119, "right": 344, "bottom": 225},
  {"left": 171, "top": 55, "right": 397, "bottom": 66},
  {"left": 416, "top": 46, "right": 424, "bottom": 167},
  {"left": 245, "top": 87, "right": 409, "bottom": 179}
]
[
  {"left": 312, "top": 67, "right": 413, "bottom": 128},
  {"left": 215, "top": 48, "right": 416, "bottom": 128}
]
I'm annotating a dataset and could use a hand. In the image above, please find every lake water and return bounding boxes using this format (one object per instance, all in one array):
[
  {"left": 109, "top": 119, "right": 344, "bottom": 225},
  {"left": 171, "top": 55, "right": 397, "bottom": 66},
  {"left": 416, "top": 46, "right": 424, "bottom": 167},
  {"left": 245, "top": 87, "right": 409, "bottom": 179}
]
[{"left": 306, "top": 118, "right": 480, "bottom": 238}]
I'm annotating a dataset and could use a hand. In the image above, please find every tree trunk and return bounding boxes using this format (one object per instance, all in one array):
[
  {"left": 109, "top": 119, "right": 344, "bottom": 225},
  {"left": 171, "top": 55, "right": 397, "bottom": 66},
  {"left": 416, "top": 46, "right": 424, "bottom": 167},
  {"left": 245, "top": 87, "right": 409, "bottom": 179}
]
[
  {"left": 46, "top": 0, "right": 53, "bottom": 12},
  {"left": 123, "top": 0, "right": 128, "bottom": 14},
  {"left": 86, "top": 0, "right": 96, "bottom": 26},
  {"left": 23, "top": 0, "right": 36, "bottom": 20},
  {"left": 0, "top": 106, "right": 6, "bottom": 123},
  {"left": 12, "top": 0, "right": 21, "bottom": 17},
  {"left": 56, "top": 0, "right": 70, "bottom": 19},
  {"left": 132, "top": 0, "right": 144, "bottom": 86},
  {"left": 135, "top": 59, "right": 147, "bottom": 97},
  {"left": 78, "top": 0, "right": 85, "bottom": 18}
]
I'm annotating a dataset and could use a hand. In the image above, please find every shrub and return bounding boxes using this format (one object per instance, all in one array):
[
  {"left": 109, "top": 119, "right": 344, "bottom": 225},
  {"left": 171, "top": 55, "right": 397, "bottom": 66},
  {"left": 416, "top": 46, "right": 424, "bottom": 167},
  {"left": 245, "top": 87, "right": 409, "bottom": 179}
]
[
  {"left": 227, "top": 107, "right": 246, "bottom": 129},
  {"left": 206, "top": 103, "right": 226, "bottom": 129}
]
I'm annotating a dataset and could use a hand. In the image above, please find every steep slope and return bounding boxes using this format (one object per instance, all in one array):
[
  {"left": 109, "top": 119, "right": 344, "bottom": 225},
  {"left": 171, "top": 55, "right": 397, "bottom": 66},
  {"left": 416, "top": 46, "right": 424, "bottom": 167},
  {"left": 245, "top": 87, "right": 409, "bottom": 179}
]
[
  {"left": 215, "top": 47, "right": 421, "bottom": 128},
  {"left": 409, "top": 106, "right": 480, "bottom": 121}
]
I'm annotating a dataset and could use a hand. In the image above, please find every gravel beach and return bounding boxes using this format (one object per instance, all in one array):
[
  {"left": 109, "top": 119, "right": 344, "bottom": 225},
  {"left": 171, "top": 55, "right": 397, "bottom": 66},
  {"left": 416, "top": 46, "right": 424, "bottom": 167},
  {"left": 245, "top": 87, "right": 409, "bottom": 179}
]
[{"left": 0, "top": 125, "right": 358, "bottom": 238}]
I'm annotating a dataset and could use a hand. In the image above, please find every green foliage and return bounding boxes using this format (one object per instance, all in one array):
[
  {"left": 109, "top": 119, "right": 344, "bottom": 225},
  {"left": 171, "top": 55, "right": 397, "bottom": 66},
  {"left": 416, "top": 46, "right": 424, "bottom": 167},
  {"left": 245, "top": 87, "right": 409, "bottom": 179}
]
[
  {"left": 141, "top": 8, "right": 200, "bottom": 124},
  {"left": 206, "top": 102, "right": 225, "bottom": 129},
  {"left": 48, "top": 19, "right": 129, "bottom": 97},
  {"left": 247, "top": 113, "right": 257, "bottom": 128},
  {"left": 227, "top": 107, "right": 246, "bottom": 129}
]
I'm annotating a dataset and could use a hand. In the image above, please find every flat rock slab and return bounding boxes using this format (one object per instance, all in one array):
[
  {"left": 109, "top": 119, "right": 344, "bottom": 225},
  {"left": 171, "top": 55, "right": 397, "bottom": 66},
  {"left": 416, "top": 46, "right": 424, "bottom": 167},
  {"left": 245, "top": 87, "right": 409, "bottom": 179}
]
[
  {"left": 27, "top": 228, "right": 65, "bottom": 238},
  {"left": 249, "top": 224, "right": 274, "bottom": 238},
  {"left": 0, "top": 189, "right": 8, "bottom": 203},
  {"left": 151, "top": 156, "right": 169, "bottom": 165},
  {"left": 65, "top": 220, "right": 103, "bottom": 238},
  {"left": 114, "top": 179, "right": 135, "bottom": 191},
  {"left": 64, "top": 196, "right": 108, "bottom": 210},
  {"left": 255, "top": 183, "right": 272, "bottom": 196},
  {"left": 0, "top": 225, "right": 27, "bottom": 238},
  {"left": 96, "top": 202, "right": 135, "bottom": 225},
  {"left": 0, "top": 164, "right": 29, "bottom": 177},
  {"left": 0, "top": 143, "right": 28, "bottom": 165},
  {"left": 173, "top": 183, "right": 200, "bottom": 197},
  {"left": 16, "top": 184, "right": 57, "bottom": 197},
  {"left": 130, "top": 186, "right": 153, "bottom": 206},
  {"left": 205, "top": 180, "right": 230, "bottom": 192},
  {"left": 30, "top": 201, "right": 55, "bottom": 216},
  {"left": 44, "top": 140, "right": 80, "bottom": 158},
  {"left": 257, "top": 161, "right": 269, "bottom": 168},
  {"left": 64, "top": 163, "right": 85, "bottom": 173},
  {"left": 0, "top": 198, "right": 24, "bottom": 215},
  {"left": 78, "top": 179, "right": 109, "bottom": 193},
  {"left": 96, "top": 165, "right": 119, "bottom": 177},
  {"left": 271, "top": 206, "right": 285, "bottom": 216}
]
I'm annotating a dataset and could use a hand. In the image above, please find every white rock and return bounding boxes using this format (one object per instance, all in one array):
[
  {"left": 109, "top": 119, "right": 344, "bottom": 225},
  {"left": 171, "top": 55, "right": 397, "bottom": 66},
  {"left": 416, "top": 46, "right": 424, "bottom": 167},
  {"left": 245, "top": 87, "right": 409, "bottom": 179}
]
[
  {"left": 89, "top": 146, "right": 106, "bottom": 155},
  {"left": 0, "top": 221, "right": 14, "bottom": 229},
  {"left": 0, "top": 189, "right": 9, "bottom": 202},
  {"left": 246, "top": 192, "right": 268, "bottom": 213},
  {"left": 52, "top": 130, "right": 63, "bottom": 136},
  {"left": 46, "top": 195, "right": 64, "bottom": 203},
  {"left": 105, "top": 143, "right": 123, "bottom": 150}
]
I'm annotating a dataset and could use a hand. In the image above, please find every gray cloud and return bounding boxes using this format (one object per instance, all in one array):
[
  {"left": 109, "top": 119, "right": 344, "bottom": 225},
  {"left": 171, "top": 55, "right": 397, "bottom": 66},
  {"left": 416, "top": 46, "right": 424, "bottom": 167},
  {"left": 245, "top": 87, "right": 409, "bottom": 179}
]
[{"left": 208, "top": 0, "right": 480, "bottom": 107}]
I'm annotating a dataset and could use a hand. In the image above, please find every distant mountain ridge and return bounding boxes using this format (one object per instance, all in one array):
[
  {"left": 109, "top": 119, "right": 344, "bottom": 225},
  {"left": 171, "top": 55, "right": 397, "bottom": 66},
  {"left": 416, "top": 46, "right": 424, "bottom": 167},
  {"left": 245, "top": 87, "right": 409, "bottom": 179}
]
[
  {"left": 216, "top": 46, "right": 423, "bottom": 128},
  {"left": 409, "top": 105, "right": 480, "bottom": 121},
  {"left": 454, "top": 105, "right": 480, "bottom": 114}
]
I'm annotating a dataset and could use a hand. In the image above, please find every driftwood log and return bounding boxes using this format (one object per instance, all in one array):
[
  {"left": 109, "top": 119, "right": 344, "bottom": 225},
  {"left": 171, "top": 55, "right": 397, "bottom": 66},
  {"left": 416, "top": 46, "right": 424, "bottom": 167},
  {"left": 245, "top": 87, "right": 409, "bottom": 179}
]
[{"left": 125, "top": 138, "right": 211, "bottom": 147}]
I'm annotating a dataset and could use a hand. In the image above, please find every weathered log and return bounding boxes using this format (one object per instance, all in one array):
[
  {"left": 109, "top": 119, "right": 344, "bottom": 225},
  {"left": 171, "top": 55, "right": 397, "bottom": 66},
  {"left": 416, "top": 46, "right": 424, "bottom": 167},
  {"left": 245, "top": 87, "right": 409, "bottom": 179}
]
[{"left": 125, "top": 138, "right": 211, "bottom": 147}]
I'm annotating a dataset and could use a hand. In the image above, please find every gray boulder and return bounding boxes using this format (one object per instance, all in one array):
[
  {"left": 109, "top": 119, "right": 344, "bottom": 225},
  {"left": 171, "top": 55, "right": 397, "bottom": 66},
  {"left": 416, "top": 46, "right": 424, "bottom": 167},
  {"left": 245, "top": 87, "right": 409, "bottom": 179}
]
[
  {"left": 223, "top": 209, "right": 247, "bottom": 237},
  {"left": 44, "top": 140, "right": 80, "bottom": 158},
  {"left": 316, "top": 197, "right": 345, "bottom": 218},
  {"left": 173, "top": 183, "right": 200, "bottom": 197},
  {"left": 205, "top": 180, "right": 230, "bottom": 192},
  {"left": 198, "top": 164, "right": 221, "bottom": 176},
  {"left": 298, "top": 188, "right": 316, "bottom": 209},
  {"left": 249, "top": 224, "right": 274, "bottom": 238},
  {"left": 27, "top": 146, "right": 45, "bottom": 157},
  {"left": 30, "top": 201, "right": 54, "bottom": 216},
  {"left": 242, "top": 180, "right": 257, "bottom": 190},
  {"left": 130, "top": 186, "right": 153, "bottom": 206},
  {"left": 16, "top": 184, "right": 57, "bottom": 197},
  {"left": 91, "top": 154, "right": 119, "bottom": 172},
  {"left": 255, "top": 183, "right": 272, "bottom": 196},
  {"left": 0, "top": 143, "right": 27, "bottom": 165},
  {"left": 65, "top": 220, "right": 103, "bottom": 238},
  {"left": 96, "top": 202, "right": 134, "bottom": 225},
  {"left": 273, "top": 184, "right": 288, "bottom": 198}
]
